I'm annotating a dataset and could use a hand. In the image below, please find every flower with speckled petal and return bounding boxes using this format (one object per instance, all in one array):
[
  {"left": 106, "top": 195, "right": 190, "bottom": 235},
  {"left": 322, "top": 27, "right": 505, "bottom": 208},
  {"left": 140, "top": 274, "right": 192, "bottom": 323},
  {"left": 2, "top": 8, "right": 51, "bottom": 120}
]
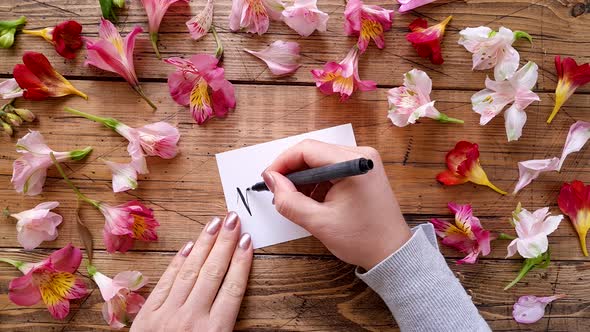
[
  {"left": 99, "top": 201, "right": 160, "bottom": 253},
  {"left": 344, "top": 0, "right": 393, "bottom": 53},
  {"left": 12, "top": 201, "right": 63, "bottom": 250},
  {"left": 186, "top": 0, "right": 213, "bottom": 40},
  {"left": 229, "top": 0, "right": 285, "bottom": 35}
]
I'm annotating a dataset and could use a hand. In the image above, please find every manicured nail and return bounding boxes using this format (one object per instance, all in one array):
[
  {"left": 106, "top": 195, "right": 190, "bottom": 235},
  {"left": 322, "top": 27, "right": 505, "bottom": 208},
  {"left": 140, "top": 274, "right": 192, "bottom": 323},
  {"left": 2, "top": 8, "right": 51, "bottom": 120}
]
[
  {"left": 180, "top": 241, "right": 194, "bottom": 257},
  {"left": 206, "top": 217, "right": 222, "bottom": 234},
  {"left": 262, "top": 171, "right": 275, "bottom": 192},
  {"left": 224, "top": 212, "right": 238, "bottom": 230},
  {"left": 239, "top": 233, "right": 251, "bottom": 249}
]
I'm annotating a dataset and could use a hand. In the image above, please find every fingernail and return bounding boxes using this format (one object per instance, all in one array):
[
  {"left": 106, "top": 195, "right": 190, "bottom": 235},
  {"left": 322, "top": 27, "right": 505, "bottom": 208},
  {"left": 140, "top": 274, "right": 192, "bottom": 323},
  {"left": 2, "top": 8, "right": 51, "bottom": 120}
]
[
  {"left": 262, "top": 171, "right": 275, "bottom": 192},
  {"left": 224, "top": 212, "right": 238, "bottom": 230},
  {"left": 180, "top": 241, "right": 194, "bottom": 257},
  {"left": 206, "top": 217, "right": 222, "bottom": 234},
  {"left": 239, "top": 233, "right": 251, "bottom": 249}
]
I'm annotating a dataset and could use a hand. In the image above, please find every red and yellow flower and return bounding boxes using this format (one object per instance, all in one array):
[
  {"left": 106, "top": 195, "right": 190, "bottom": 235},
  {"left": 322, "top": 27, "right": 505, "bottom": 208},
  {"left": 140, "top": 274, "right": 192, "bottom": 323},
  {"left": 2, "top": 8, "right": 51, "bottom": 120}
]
[
  {"left": 22, "top": 21, "right": 83, "bottom": 59},
  {"left": 547, "top": 56, "right": 590, "bottom": 123},
  {"left": 436, "top": 141, "right": 507, "bottom": 195},
  {"left": 558, "top": 180, "right": 590, "bottom": 256},
  {"left": 406, "top": 16, "right": 452, "bottom": 65}
]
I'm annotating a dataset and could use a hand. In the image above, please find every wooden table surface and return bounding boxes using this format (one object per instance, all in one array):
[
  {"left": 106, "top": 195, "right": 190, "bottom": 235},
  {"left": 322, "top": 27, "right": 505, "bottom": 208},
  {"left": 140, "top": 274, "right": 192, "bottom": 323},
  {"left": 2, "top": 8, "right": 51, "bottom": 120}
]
[{"left": 1, "top": 0, "right": 590, "bottom": 330}]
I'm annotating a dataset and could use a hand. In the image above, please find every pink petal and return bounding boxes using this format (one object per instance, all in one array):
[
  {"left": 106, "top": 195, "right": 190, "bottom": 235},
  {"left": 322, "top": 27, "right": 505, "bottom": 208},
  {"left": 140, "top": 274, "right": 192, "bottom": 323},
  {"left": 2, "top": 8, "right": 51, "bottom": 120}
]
[
  {"left": 244, "top": 40, "right": 302, "bottom": 76},
  {"left": 93, "top": 271, "right": 117, "bottom": 301},
  {"left": 397, "top": 0, "right": 436, "bottom": 13},
  {"left": 136, "top": 122, "right": 180, "bottom": 159},
  {"left": 113, "top": 271, "right": 148, "bottom": 291},
  {"left": 104, "top": 160, "right": 138, "bottom": 193},
  {"left": 559, "top": 121, "right": 590, "bottom": 170},
  {"left": 166, "top": 70, "right": 194, "bottom": 106},
  {"left": 186, "top": 0, "right": 213, "bottom": 40},
  {"left": 513, "top": 294, "right": 566, "bottom": 324},
  {"left": 9, "top": 273, "right": 41, "bottom": 306},
  {"left": 229, "top": 0, "right": 271, "bottom": 35},
  {"left": 15, "top": 131, "right": 53, "bottom": 154},
  {"left": 504, "top": 105, "right": 528, "bottom": 142},
  {"left": 0, "top": 78, "right": 24, "bottom": 99},
  {"left": 513, "top": 158, "right": 560, "bottom": 194},
  {"left": 48, "top": 244, "right": 82, "bottom": 273},
  {"left": 282, "top": 0, "right": 329, "bottom": 37},
  {"left": 506, "top": 238, "right": 518, "bottom": 258},
  {"left": 141, "top": 0, "right": 189, "bottom": 33}
]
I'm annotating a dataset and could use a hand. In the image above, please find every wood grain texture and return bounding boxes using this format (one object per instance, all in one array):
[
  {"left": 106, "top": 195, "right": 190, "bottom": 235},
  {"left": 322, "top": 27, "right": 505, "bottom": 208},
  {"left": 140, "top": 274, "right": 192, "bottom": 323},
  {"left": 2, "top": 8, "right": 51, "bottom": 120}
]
[{"left": 1, "top": 0, "right": 590, "bottom": 330}]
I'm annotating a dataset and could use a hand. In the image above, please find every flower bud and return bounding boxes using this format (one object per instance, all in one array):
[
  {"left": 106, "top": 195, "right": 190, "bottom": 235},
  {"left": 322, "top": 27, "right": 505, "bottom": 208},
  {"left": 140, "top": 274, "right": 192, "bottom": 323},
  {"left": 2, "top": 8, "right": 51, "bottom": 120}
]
[
  {"left": 113, "top": 0, "right": 125, "bottom": 8},
  {"left": 13, "top": 108, "right": 35, "bottom": 122},
  {"left": 4, "top": 112, "right": 23, "bottom": 126},
  {"left": 0, "top": 119, "right": 12, "bottom": 136},
  {"left": 69, "top": 146, "right": 93, "bottom": 161},
  {"left": 0, "top": 16, "right": 26, "bottom": 48}
]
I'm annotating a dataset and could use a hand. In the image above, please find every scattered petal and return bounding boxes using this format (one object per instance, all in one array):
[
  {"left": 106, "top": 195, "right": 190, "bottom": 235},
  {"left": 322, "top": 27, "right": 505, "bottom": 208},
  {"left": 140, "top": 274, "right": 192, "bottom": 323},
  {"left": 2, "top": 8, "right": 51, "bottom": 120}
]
[
  {"left": 244, "top": 40, "right": 301, "bottom": 76},
  {"left": 513, "top": 158, "right": 559, "bottom": 194}
]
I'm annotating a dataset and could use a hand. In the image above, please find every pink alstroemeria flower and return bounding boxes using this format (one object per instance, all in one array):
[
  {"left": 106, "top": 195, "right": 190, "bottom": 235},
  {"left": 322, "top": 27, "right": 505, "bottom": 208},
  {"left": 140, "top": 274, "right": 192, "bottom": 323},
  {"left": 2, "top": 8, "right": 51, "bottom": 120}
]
[
  {"left": 471, "top": 61, "right": 540, "bottom": 141},
  {"left": 282, "top": 0, "right": 329, "bottom": 37},
  {"left": 397, "top": 0, "right": 436, "bottom": 13},
  {"left": 229, "top": 0, "right": 285, "bottom": 35},
  {"left": 513, "top": 294, "right": 566, "bottom": 324},
  {"left": 458, "top": 26, "right": 531, "bottom": 81},
  {"left": 141, "top": 0, "right": 190, "bottom": 58},
  {"left": 165, "top": 55, "right": 236, "bottom": 124},
  {"left": 186, "top": 0, "right": 213, "bottom": 40},
  {"left": 0, "top": 244, "right": 87, "bottom": 320},
  {"left": 99, "top": 201, "right": 160, "bottom": 253},
  {"left": 104, "top": 160, "right": 139, "bottom": 193},
  {"left": 513, "top": 158, "right": 560, "bottom": 194},
  {"left": 244, "top": 40, "right": 301, "bottom": 76},
  {"left": 84, "top": 19, "right": 156, "bottom": 109},
  {"left": 344, "top": 0, "right": 394, "bottom": 53},
  {"left": 89, "top": 267, "right": 148, "bottom": 328},
  {"left": 0, "top": 78, "right": 24, "bottom": 99},
  {"left": 558, "top": 121, "right": 590, "bottom": 170},
  {"left": 311, "top": 47, "right": 376, "bottom": 101},
  {"left": 11, "top": 201, "right": 63, "bottom": 250},
  {"left": 387, "top": 69, "right": 463, "bottom": 126},
  {"left": 430, "top": 203, "right": 493, "bottom": 264},
  {"left": 11, "top": 131, "right": 92, "bottom": 196},
  {"left": 507, "top": 206, "right": 562, "bottom": 259}
]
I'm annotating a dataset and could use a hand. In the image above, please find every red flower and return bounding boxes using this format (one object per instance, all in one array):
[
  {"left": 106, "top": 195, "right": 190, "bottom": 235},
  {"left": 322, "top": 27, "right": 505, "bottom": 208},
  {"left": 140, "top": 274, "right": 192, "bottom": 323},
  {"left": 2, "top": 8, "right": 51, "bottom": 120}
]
[
  {"left": 547, "top": 56, "right": 590, "bottom": 123},
  {"left": 406, "top": 16, "right": 452, "bottom": 65},
  {"left": 436, "top": 141, "right": 507, "bottom": 195},
  {"left": 558, "top": 180, "right": 590, "bottom": 256},
  {"left": 12, "top": 51, "right": 87, "bottom": 100},
  {"left": 22, "top": 21, "right": 83, "bottom": 59}
]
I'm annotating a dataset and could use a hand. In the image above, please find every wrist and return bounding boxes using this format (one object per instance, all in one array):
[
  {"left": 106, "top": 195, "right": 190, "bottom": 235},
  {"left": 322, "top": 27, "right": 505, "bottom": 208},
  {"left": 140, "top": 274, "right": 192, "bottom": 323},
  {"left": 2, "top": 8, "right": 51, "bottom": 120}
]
[{"left": 360, "top": 225, "right": 412, "bottom": 271}]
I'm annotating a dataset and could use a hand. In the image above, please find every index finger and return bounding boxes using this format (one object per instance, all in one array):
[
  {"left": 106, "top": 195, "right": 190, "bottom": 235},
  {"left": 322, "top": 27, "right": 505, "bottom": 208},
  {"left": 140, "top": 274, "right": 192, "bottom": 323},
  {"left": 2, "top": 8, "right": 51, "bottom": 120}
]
[{"left": 265, "top": 139, "right": 363, "bottom": 174}]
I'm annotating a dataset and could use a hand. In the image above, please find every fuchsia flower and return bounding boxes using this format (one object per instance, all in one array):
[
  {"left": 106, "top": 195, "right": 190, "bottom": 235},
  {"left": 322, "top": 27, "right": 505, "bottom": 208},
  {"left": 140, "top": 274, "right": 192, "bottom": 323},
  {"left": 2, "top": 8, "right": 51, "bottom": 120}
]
[
  {"left": 471, "top": 61, "right": 540, "bottom": 141},
  {"left": 229, "top": 0, "right": 285, "bottom": 35},
  {"left": 558, "top": 180, "right": 590, "bottom": 256},
  {"left": 186, "top": 0, "right": 213, "bottom": 40},
  {"left": 11, "top": 201, "right": 63, "bottom": 250},
  {"left": 513, "top": 158, "right": 560, "bottom": 194},
  {"left": 244, "top": 40, "right": 301, "bottom": 76},
  {"left": 13, "top": 52, "right": 87, "bottom": 100},
  {"left": 430, "top": 203, "right": 494, "bottom": 264},
  {"left": 436, "top": 141, "right": 507, "bottom": 195},
  {"left": 458, "top": 26, "right": 532, "bottom": 81},
  {"left": 165, "top": 55, "right": 236, "bottom": 124},
  {"left": 397, "top": 0, "right": 436, "bottom": 12},
  {"left": 11, "top": 131, "right": 92, "bottom": 196},
  {"left": 406, "top": 16, "right": 452, "bottom": 65},
  {"left": 311, "top": 47, "right": 376, "bottom": 101},
  {"left": 22, "top": 21, "right": 83, "bottom": 59},
  {"left": 387, "top": 69, "right": 463, "bottom": 126},
  {"left": 84, "top": 19, "right": 156, "bottom": 109},
  {"left": 513, "top": 294, "right": 566, "bottom": 324},
  {"left": 282, "top": 0, "right": 329, "bottom": 37},
  {"left": 141, "top": 0, "right": 190, "bottom": 58},
  {"left": 547, "top": 56, "right": 590, "bottom": 123},
  {"left": 559, "top": 121, "right": 590, "bottom": 170},
  {"left": 0, "top": 78, "right": 23, "bottom": 99},
  {"left": 89, "top": 268, "right": 148, "bottom": 328},
  {"left": 0, "top": 244, "right": 87, "bottom": 319},
  {"left": 344, "top": 0, "right": 394, "bottom": 53},
  {"left": 99, "top": 201, "right": 160, "bottom": 253}
]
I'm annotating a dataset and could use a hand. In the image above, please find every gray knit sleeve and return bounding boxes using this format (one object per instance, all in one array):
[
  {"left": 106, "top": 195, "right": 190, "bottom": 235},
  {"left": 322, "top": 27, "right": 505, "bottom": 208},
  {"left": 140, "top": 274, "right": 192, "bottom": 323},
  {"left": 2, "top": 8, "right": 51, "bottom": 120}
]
[{"left": 356, "top": 223, "right": 491, "bottom": 332}]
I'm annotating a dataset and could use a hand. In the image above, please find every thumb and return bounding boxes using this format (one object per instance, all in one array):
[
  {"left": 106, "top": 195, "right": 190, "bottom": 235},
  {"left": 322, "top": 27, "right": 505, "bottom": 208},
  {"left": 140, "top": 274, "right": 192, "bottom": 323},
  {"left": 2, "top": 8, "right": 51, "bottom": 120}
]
[{"left": 263, "top": 171, "right": 323, "bottom": 228}]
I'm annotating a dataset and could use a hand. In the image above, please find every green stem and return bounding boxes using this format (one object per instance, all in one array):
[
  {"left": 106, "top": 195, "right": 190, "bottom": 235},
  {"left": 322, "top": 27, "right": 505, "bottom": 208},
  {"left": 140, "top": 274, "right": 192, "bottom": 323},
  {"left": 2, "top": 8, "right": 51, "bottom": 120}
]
[
  {"left": 498, "top": 233, "right": 516, "bottom": 240},
  {"left": 87, "top": 264, "right": 97, "bottom": 277},
  {"left": 0, "top": 257, "right": 23, "bottom": 269},
  {"left": 211, "top": 26, "right": 224, "bottom": 59},
  {"left": 150, "top": 32, "right": 161, "bottom": 59},
  {"left": 133, "top": 85, "right": 157, "bottom": 110},
  {"left": 437, "top": 113, "right": 464, "bottom": 124},
  {"left": 504, "top": 259, "right": 536, "bottom": 290},
  {"left": 49, "top": 152, "right": 100, "bottom": 209},
  {"left": 63, "top": 107, "right": 119, "bottom": 130}
]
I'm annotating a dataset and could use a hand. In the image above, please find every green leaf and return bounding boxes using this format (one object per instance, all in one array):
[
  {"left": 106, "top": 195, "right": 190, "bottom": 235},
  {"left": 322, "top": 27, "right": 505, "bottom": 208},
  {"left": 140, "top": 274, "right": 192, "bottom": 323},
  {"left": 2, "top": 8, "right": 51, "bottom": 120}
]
[{"left": 514, "top": 31, "right": 533, "bottom": 44}]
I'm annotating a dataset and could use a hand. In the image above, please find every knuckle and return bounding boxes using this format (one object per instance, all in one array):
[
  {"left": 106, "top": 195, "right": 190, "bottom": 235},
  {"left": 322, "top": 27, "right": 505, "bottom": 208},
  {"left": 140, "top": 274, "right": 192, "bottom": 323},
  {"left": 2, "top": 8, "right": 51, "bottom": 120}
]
[
  {"left": 179, "top": 267, "right": 200, "bottom": 281},
  {"left": 221, "top": 280, "right": 246, "bottom": 299},
  {"left": 275, "top": 195, "right": 294, "bottom": 220},
  {"left": 359, "top": 146, "right": 380, "bottom": 160},
  {"left": 201, "top": 262, "right": 225, "bottom": 282}
]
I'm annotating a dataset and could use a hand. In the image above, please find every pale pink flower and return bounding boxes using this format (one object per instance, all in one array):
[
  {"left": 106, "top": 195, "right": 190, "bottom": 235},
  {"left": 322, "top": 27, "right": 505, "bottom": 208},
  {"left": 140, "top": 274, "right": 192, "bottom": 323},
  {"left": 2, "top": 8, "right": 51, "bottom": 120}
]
[
  {"left": 513, "top": 294, "right": 566, "bottom": 324},
  {"left": 141, "top": 0, "right": 190, "bottom": 58},
  {"left": 244, "top": 40, "right": 301, "bottom": 75},
  {"left": 165, "top": 55, "right": 236, "bottom": 124},
  {"left": 507, "top": 206, "right": 562, "bottom": 259},
  {"left": 513, "top": 158, "right": 560, "bottom": 194},
  {"left": 116, "top": 122, "right": 180, "bottom": 160},
  {"left": 387, "top": 69, "right": 463, "bottom": 126},
  {"left": 0, "top": 78, "right": 23, "bottom": 99},
  {"left": 282, "top": 0, "right": 328, "bottom": 37},
  {"left": 459, "top": 26, "right": 525, "bottom": 81},
  {"left": 471, "top": 61, "right": 539, "bottom": 141},
  {"left": 91, "top": 269, "right": 148, "bottom": 329},
  {"left": 104, "top": 160, "right": 138, "bottom": 193},
  {"left": 558, "top": 121, "right": 590, "bottom": 170},
  {"left": 186, "top": 0, "right": 213, "bottom": 40},
  {"left": 99, "top": 201, "right": 160, "bottom": 253},
  {"left": 344, "top": 0, "right": 394, "bottom": 52},
  {"left": 229, "top": 0, "right": 285, "bottom": 35},
  {"left": 311, "top": 47, "right": 376, "bottom": 101},
  {"left": 397, "top": 0, "right": 436, "bottom": 13},
  {"left": 11, "top": 131, "right": 92, "bottom": 196},
  {"left": 430, "top": 203, "right": 494, "bottom": 264},
  {"left": 12, "top": 201, "right": 62, "bottom": 250}
]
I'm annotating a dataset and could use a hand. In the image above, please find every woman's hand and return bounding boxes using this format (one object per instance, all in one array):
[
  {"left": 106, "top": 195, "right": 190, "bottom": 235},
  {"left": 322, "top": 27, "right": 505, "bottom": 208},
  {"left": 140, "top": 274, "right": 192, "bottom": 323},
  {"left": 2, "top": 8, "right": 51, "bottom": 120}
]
[
  {"left": 263, "top": 140, "right": 411, "bottom": 270},
  {"left": 131, "top": 212, "right": 253, "bottom": 332}
]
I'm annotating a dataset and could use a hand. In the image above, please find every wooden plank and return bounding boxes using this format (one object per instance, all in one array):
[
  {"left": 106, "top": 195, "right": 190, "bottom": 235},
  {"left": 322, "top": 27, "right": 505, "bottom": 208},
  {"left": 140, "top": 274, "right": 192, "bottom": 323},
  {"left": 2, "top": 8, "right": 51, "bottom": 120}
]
[
  {"left": 0, "top": 0, "right": 589, "bottom": 91},
  {"left": 0, "top": 81, "right": 588, "bottom": 256},
  {"left": 0, "top": 249, "right": 588, "bottom": 331}
]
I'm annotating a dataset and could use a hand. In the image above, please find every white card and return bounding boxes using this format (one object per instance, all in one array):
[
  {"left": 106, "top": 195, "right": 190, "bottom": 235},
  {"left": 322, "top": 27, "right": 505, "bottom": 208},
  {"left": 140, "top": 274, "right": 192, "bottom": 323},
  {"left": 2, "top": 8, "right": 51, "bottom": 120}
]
[{"left": 215, "top": 124, "right": 357, "bottom": 249}]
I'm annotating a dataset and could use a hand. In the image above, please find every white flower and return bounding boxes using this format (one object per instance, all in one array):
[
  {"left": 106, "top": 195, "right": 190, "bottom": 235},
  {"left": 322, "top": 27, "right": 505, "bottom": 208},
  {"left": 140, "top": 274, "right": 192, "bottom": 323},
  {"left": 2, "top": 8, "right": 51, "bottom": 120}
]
[{"left": 507, "top": 206, "right": 562, "bottom": 259}]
